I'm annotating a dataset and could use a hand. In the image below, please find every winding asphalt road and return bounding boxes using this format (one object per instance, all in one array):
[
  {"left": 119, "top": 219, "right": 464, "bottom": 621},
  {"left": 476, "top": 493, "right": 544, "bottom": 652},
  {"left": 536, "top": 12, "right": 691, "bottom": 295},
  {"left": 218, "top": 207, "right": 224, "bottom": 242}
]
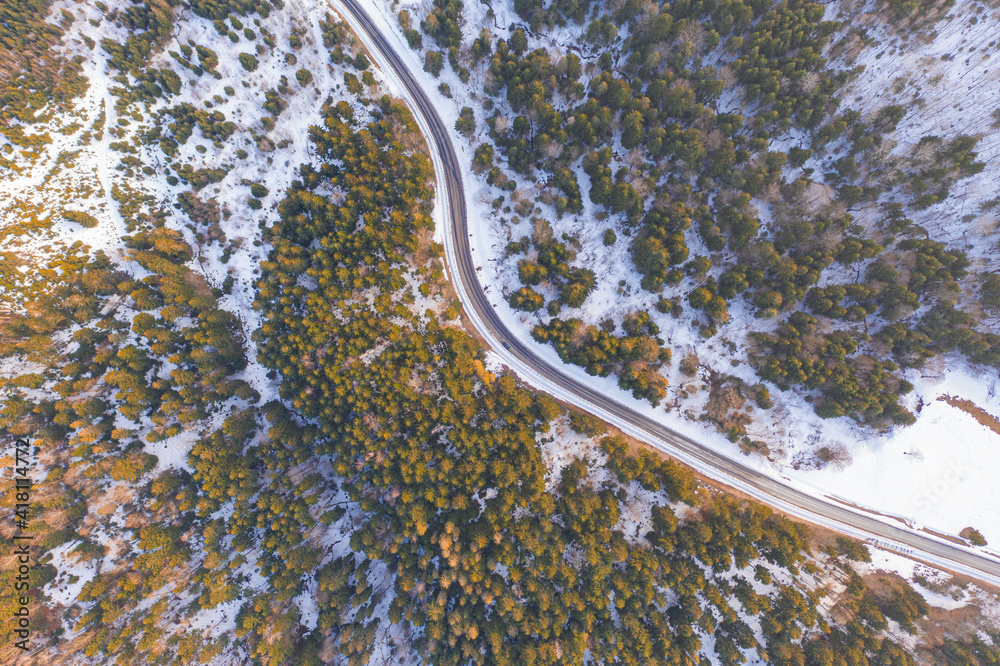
[{"left": 333, "top": 0, "right": 1000, "bottom": 587}]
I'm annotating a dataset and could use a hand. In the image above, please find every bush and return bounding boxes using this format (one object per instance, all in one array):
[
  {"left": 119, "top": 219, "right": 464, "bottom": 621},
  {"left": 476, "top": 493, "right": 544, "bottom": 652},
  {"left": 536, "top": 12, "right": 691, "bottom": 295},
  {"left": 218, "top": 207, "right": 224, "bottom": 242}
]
[
  {"left": 788, "top": 146, "right": 813, "bottom": 167},
  {"left": 980, "top": 273, "right": 1000, "bottom": 310},
  {"left": 238, "top": 53, "right": 258, "bottom": 71},
  {"left": 295, "top": 68, "right": 313, "bottom": 86},
  {"left": 63, "top": 210, "right": 99, "bottom": 228},
  {"left": 109, "top": 452, "right": 157, "bottom": 483},
  {"left": 753, "top": 385, "right": 772, "bottom": 409},
  {"left": 343, "top": 72, "right": 363, "bottom": 96},
  {"left": 455, "top": 107, "right": 475, "bottom": 137},
  {"left": 160, "top": 69, "right": 181, "bottom": 95},
  {"left": 878, "top": 580, "right": 930, "bottom": 634},
  {"left": 569, "top": 412, "right": 606, "bottom": 437},
  {"left": 509, "top": 286, "right": 544, "bottom": 311},
  {"left": 472, "top": 144, "right": 494, "bottom": 173},
  {"left": 960, "top": 527, "right": 987, "bottom": 546},
  {"left": 404, "top": 28, "right": 422, "bottom": 49},
  {"left": 424, "top": 51, "right": 444, "bottom": 77}
]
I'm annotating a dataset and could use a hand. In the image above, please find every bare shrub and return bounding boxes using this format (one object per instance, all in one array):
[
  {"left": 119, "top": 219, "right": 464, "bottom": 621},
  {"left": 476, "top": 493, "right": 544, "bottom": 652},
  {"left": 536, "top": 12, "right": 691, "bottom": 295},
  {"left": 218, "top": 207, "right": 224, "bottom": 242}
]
[{"left": 816, "top": 441, "right": 852, "bottom": 470}]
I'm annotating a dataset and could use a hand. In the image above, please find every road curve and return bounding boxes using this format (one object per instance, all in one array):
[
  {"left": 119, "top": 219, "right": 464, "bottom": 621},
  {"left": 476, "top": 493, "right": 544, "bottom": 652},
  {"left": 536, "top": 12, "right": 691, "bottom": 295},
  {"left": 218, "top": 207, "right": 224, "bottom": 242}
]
[{"left": 333, "top": 0, "right": 1000, "bottom": 587}]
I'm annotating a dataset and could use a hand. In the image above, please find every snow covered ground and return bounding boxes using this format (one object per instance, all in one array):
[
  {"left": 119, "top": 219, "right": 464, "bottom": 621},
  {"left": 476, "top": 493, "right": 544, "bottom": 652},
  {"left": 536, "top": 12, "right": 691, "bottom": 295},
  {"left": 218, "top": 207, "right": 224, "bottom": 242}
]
[
  {"left": 5, "top": 0, "right": 994, "bottom": 566},
  {"left": 5, "top": 0, "right": 1000, "bottom": 657},
  {"left": 352, "top": 0, "right": 1000, "bottom": 557},
  {"left": 0, "top": 0, "right": 399, "bottom": 650}
]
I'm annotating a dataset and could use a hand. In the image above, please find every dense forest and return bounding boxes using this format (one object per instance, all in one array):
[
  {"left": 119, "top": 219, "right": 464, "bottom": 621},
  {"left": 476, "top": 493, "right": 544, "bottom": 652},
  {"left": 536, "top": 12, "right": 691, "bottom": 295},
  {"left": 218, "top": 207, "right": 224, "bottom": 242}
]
[
  {"left": 0, "top": 0, "right": 998, "bottom": 664},
  {"left": 249, "top": 93, "right": 961, "bottom": 666}
]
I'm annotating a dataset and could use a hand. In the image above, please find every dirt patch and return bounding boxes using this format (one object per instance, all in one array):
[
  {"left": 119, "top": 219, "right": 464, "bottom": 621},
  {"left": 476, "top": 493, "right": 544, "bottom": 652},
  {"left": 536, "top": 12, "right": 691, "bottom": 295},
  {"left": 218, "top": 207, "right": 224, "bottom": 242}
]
[
  {"left": 801, "top": 181, "right": 836, "bottom": 211},
  {"left": 939, "top": 395, "right": 1000, "bottom": 437},
  {"left": 917, "top": 603, "right": 984, "bottom": 652},
  {"left": 919, "top": 525, "right": 968, "bottom": 547},
  {"left": 862, "top": 569, "right": 909, "bottom": 599}
]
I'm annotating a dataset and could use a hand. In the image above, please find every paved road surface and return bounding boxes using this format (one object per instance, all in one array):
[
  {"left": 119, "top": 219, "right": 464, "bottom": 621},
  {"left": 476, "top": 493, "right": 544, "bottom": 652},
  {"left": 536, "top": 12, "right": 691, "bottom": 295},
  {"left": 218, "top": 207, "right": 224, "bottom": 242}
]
[{"left": 333, "top": 0, "right": 1000, "bottom": 587}]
